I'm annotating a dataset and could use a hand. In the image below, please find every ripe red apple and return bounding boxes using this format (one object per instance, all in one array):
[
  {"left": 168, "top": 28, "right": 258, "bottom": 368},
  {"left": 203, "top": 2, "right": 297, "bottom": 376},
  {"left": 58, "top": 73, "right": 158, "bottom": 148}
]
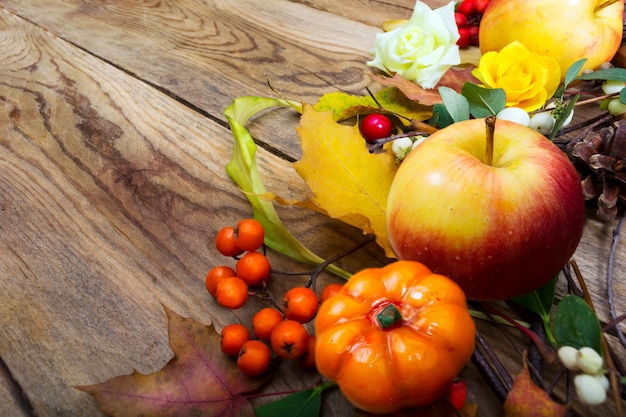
[
  {"left": 479, "top": 0, "right": 624, "bottom": 81},
  {"left": 386, "top": 118, "right": 585, "bottom": 301}
]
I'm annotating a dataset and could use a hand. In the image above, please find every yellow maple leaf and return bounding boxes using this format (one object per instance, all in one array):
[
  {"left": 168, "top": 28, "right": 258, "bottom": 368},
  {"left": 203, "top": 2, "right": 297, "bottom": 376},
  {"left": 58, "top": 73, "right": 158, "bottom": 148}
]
[{"left": 294, "top": 103, "right": 398, "bottom": 258}]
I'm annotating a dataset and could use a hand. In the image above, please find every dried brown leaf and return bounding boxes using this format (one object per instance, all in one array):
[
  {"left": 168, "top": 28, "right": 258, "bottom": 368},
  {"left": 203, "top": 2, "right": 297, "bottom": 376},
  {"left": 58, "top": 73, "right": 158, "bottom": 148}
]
[
  {"left": 76, "top": 306, "right": 267, "bottom": 417},
  {"left": 503, "top": 354, "right": 568, "bottom": 417},
  {"left": 371, "top": 66, "right": 479, "bottom": 106}
]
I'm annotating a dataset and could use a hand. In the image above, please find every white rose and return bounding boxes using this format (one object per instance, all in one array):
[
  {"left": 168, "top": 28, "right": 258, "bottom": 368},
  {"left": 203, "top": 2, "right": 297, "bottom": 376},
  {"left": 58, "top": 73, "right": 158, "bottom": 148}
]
[{"left": 367, "top": 1, "right": 460, "bottom": 89}]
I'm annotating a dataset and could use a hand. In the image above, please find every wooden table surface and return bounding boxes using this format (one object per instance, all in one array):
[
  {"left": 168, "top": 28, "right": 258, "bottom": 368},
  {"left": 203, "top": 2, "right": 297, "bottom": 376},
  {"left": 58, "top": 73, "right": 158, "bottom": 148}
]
[{"left": 1, "top": 1, "right": 625, "bottom": 416}]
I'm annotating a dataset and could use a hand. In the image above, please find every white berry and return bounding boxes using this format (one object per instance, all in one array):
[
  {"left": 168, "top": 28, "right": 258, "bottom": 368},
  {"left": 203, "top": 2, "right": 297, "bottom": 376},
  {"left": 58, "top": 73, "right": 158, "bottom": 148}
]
[
  {"left": 391, "top": 137, "right": 413, "bottom": 156},
  {"left": 594, "top": 373, "right": 610, "bottom": 392},
  {"left": 496, "top": 107, "right": 530, "bottom": 126},
  {"left": 528, "top": 112, "right": 555, "bottom": 135},
  {"left": 577, "top": 347, "right": 603, "bottom": 375},
  {"left": 574, "top": 374, "right": 607, "bottom": 405},
  {"left": 608, "top": 98, "right": 626, "bottom": 116},
  {"left": 558, "top": 346, "right": 580, "bottom": 371},
  {"left": 602, "top": 80, "right": 626, "bottom": 95},
  {"left": 411, "top": 135, "right": 427, "bottom": 150}
]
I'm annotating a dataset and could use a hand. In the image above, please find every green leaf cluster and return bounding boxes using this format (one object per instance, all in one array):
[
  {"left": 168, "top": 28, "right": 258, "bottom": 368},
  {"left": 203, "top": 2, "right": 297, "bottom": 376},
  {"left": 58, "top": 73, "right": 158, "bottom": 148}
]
[
  {"left": 431, "top": 83, "right": 505, "bottom": 128},
  {"left": 513, "top": 280, "right": 603, "bottom": 355}
]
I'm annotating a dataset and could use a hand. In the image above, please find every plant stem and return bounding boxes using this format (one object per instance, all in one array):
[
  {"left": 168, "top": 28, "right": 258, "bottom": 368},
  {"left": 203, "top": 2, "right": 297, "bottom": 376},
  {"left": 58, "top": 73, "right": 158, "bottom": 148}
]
[
  {"left": 607, "top": 213, "right": 626, "bottom": 348},
  {"left": 485, "top": 116, "right": 496, "bottom": 166},
  {"left": 307, "top": 234, "right": 375, "bottom": 291},
  {"left": 481, "top": 303, "right": 557, "bottom": 364},
  {"left": 571, "top": 259, "right": 624, "bottom": 417}
]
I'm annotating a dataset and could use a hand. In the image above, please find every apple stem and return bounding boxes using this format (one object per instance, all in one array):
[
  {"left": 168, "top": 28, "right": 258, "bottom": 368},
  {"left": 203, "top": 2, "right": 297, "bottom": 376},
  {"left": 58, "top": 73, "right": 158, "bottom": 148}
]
[{"left": 485, "top": 115, "right": 496, "bottom": 166}]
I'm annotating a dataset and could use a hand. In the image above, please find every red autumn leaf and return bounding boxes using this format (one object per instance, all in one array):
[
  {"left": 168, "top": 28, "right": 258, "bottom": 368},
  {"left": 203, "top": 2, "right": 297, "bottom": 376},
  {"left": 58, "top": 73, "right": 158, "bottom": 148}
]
[
  {"left": 75, "top": 306, "right": 267, "bottom": 417},
  {"left": 503, "top": 354, "right": 568, "bottom": 417},
  {"left": 371, "top": 66, "right": 480, "bottom": 106}
]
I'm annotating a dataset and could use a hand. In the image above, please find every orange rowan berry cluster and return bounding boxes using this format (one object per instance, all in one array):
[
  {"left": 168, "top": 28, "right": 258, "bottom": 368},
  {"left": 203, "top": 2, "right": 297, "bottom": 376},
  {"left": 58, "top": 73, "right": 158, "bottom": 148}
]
[
  {"left": 207, "top": 219, "right": 270, "bottom": 309},
  {"left": 205, "top": 218, "right": 342, "bottom": 376}
]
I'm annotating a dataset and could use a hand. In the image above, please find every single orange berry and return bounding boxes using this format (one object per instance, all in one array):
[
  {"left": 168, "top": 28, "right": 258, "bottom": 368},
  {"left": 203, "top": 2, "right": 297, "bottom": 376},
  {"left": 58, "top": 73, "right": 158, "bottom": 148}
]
[
  {"left": 252, "top": 307, "right": 284, "bottom": 340},
  {"left": 215, "top": 226, "right": 244, "bottom": 257},
  {"left": 237, "top": 340, "right": 271, "bottom": 376},
  {"left": 215, "top": 277, "right": 248, "bottom": 309},
  {"left": 220, "top": 323, "right": 250, "bottom": 356},
  {"left": 270, "top": 320, "right": 309, "bottom": 360},
  {"left": 234, "top": 218, "right": 265, "bottom": 252},
  {"left": 320, "top": 283, "right": 343, "bottom": 303},
  {"left": 205, "top": 265, "right": 237, "bottom": 297},
  {"left": 236, "top": 251, "right": 271, "bottom": 286},
  {"left": 298, "top": 335, "right": 317, "bottom": 369},
  {"left": 283, "top": 286, "right": 319, "bottom": 323}
]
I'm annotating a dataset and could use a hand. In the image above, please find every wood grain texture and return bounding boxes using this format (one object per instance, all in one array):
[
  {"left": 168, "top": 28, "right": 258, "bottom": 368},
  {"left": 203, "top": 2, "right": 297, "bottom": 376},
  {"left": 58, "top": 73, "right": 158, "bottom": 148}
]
[
  {"left": 0, "top": 0, "right": 625, "bottom": 416},
  {"left": 0, "top": 6, "right": 384, "bottom": 416}
]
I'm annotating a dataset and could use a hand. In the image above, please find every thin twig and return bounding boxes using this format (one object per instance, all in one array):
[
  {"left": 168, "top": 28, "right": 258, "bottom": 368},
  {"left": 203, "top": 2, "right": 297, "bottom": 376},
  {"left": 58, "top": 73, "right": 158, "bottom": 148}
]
[
  {"left": 562, "top": 263, "right": 584, "bottom": 297},
  {"left": 607, "top": 212, "right": 626, "bottom": 348},
  {"left": 475, "top": 329, "right": 514, "bottom": 391},
  {"left": 471, "top": 335, "right": 510, "bottom": 402},
  {"left": 307, "top": 235, "right": 376, "bottom": 291}
]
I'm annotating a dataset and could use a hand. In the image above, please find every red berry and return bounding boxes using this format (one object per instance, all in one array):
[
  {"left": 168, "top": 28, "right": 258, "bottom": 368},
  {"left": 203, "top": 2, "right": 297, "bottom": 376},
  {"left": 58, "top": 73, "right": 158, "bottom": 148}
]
[
  {"left": 468, "top": 25, "right": 479, "bottom": 46},
  {"left": 449, "top": 379, "right": 467, "bottom": 410},
  {"left": 457, "top": 27, "right": 471, "bottom": 49},
  {"left": 359, "top": 113, "right": 393, "bottom": 143},
  {"left": 474, "top": 0, "right": 489, "bottom": 14},
  {"left": 457, "top": 0, "right": 475, "bottom": 16},
  {"left": 454, "top": 12, "right": 467, "bottom": 28}
]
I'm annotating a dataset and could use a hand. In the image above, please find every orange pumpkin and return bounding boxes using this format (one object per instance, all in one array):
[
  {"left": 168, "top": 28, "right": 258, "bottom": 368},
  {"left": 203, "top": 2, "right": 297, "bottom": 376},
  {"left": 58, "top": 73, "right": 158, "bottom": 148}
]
[{"left": 315, "top": 260, "right": 475, "bottom": 414}]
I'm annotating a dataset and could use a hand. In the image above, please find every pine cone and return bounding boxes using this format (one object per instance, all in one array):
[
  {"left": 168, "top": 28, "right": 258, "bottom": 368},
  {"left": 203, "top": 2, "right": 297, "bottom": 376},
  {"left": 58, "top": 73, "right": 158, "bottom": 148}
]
[{"left": 571, "top": 121, "right": 626, "bottom": 220}]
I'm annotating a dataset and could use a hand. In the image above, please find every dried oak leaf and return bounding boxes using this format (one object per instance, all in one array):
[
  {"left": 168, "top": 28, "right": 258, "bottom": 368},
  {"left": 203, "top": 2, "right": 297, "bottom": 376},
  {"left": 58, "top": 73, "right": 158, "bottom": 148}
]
[
  {"left": 75, "top": 306, "right": 267, "bottom": 417},
  {"left": 371, "top": 66, "right": 480, "bottom": 106},
  {"left": 294, "top": 103, "right": 398, "bottom": 257},
  {"left": 503, "top": 354, "right": 568, "bottom": 417}
]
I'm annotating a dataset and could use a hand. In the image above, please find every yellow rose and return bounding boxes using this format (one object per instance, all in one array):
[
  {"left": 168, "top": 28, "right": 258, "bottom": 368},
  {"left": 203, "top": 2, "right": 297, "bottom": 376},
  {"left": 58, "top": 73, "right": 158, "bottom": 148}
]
[
  {"left": 472, "top": 41, "right": 561, "bottom": 112},
  {"left": 367, "top": 1, "right": 460, "bottom": 89}
]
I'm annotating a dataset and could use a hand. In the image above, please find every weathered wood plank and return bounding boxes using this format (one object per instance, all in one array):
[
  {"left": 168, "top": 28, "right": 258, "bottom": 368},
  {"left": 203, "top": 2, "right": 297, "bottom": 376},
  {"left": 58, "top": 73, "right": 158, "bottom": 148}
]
[
  {"left": 0, "top": 0, "right": 452, "bottom": 162},
  {"left": 0, "top": 0, "right": 625, "bottom": 416},
  {"left": 0, "top": 7, "right": 385, "bottom": 416}
]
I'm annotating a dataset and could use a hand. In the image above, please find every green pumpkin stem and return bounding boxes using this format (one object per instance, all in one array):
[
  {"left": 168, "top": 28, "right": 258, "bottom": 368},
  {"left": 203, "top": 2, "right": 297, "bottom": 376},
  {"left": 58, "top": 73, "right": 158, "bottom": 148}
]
[{"left": 377, "top": 304, "right": 402, "bottom": 329}]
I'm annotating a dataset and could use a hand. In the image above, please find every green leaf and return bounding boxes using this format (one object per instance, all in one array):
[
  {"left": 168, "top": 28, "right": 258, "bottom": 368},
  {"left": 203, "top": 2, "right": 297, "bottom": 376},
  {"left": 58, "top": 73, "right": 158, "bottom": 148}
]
[
  {"left": 577, "top": 67, "right": 626, "bottom": 82},
  {"left": 620, "top": 88, "right": 626, "bottom": 104},
  {"left": 564, "top": 59, "right": 587, "bottom": 89},
  {"left": 511, "top": 276, "right": 557, "bottom": 344},
  {"left": 224, "top": 96, "right": 351, "bottom": 279},
  {"left": 549, "top": 95, "right": 579, "bottom": 140},
  {"left": 430, "top": 103, "right": 454, "bottom": 128},
  {"left": 255, "top": 389, "right": 320, "bottom": 417},
  {"left": 461, "top": 83, "right": 506, "bottom": 118},
  {"left": 438, "top": 86, "right": 470, "bottom": 122},
  {"left": 552, "top": 295, "right": 603, "bottom": 354},
  {"left": 254, "top": 382, "right": 336, "bottom": 417}
]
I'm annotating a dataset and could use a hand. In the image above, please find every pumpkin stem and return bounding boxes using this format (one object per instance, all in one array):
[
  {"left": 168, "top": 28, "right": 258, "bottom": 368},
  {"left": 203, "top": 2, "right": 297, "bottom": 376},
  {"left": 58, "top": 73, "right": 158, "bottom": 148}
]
[{"left": 377, "top": 304, "right": 402, "bottom": 329}]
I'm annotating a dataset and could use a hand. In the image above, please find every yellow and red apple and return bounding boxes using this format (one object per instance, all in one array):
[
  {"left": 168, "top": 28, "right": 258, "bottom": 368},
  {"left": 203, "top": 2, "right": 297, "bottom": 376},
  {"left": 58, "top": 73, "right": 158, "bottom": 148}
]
[
  {"left": 386, "top": 118, "right": 585, "bottom": 301},
  {"left": 479, "top": 0, "right": 624, "bottom": 80}
]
